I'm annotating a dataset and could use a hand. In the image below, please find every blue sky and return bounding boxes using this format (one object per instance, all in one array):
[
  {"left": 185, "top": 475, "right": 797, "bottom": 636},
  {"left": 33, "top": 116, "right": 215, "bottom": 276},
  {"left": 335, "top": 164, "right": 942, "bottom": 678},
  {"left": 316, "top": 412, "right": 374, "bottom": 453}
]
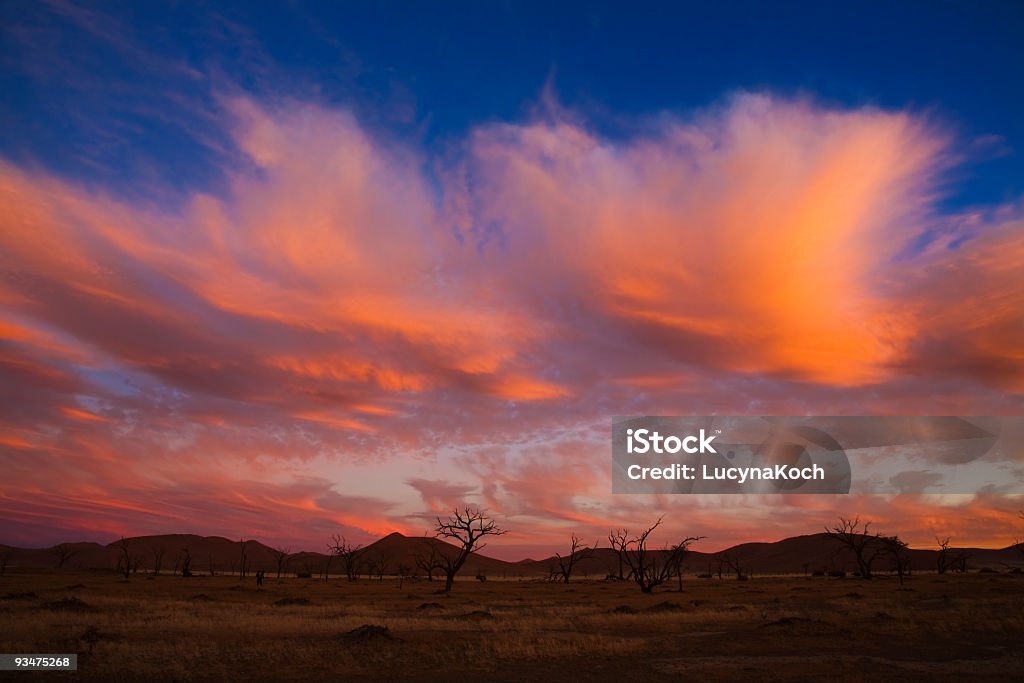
[{"left": 2, "top": 1, "right": 1022, "bottom": 209}]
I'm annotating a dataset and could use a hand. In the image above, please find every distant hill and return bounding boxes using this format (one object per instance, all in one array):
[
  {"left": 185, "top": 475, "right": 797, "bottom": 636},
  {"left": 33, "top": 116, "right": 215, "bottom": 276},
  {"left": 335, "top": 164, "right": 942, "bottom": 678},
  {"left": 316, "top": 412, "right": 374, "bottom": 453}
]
[
  {"left": 520, "top": 533, "right": 1023, "bottom": 577},
  {"left": 2, "top": 531, "right": 1020, "bottom": 577},
  {"left": 0, "top": 532, "right": 546, "bottom": 578}
]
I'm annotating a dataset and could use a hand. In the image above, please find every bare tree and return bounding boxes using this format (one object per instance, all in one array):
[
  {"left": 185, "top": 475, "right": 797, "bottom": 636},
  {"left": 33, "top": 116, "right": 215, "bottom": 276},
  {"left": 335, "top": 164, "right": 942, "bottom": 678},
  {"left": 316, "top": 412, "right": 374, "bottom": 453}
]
[
  {"left": 620, "top": 518, "right": 704, "bottom": 593},
  {"left": 555, "top": 534, "right": 596, "bottom": 584},
  {"left": 880, "top": 535, "right": 910, "bottom": 585},
  {"left": 54, "top": 543, "right": 79, "bottom": 570},
  {"left": 825, "top": 517, "right": 885, "bottom": 579},
  {"left": 238, "top": 539, "right": 250, "bottom": 579},
  {"left": 0, "top": 548, "right": 11, "bottom": 577},
  {"left": 180, "top": 547, "right": 192, "bottom": 577},
  {"left": 1016, "top": 511, "right": 1024, "bottom": 558},
  {"left": 397, "top": 563, "right": 413, "bottom": 589},
  {"left": 607, "top": 528, "right": 630, "bottom": 580},
  {"left": 115, "top": 537, "right": 140, "bottom": 580},
  {"left": 414, "top": 542, "right": 445, "bottom": 582},
  {"left": 328, "top": 535, "right": 364, "bottom": 582},
  {"left": 951, "top": 549, "right": 971, "bottom": 573},
  {"left": 151, "top": 545, "right": 166, "bottom": 575},
  {"left": 434, "top": 506, "right": 506, "bottom": 593},
  {"left": 271, "top": 546, "right": 291, "bottom": 579},
  {"left": 370, "top": 552, "right": 390, "bottom": 582},
  {"left": 718, "top": 550, "right": 747, "bottom": 580},
  {"left": 936, "top": 537, "right": 951, "bottom": 575},
  {"left": 669, "top": 538, "right": 697, "bottom": 590}
]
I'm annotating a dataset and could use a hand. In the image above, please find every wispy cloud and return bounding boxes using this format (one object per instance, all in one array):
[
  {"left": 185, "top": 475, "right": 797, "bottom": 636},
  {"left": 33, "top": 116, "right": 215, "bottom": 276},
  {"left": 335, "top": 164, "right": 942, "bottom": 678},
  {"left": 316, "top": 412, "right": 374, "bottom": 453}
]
[{"left": 1, "top": 93, "right": 1022, "bottom": 552}]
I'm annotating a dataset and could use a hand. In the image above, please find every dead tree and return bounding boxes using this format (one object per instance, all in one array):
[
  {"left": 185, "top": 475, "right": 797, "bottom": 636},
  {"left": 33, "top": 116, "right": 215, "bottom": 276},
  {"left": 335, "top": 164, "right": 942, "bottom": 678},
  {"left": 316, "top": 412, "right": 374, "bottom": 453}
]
[
  {"left": 1017, "top": 511, "right": 1024, "bottom": 558},
  {"left": 434, "top": 506, "right": 506, "bottom": 593},
  {"left": 952, "top": 550, "right": 971, "bottom": 573},
  {"left": 825, "top": 517, "right": 885, "bottom": 579},
  {"left": 238, "top": 539, "right": 250, "bottom": 579},
  {"left": 115, "top": 537, "right": 138, "bottom": 580},
  {"left": 272, "top": 546, "right": 291, "bottom": 579},
  {"left": 397, "top": 563, "right": 413, "bottom": 589},
  {"left": 669, "top": 538, "right": 698, "bottom": 591},
  {"left": 180, "top": 547, "right": 192, "bottom": 577},
  {"left": 414, "top": 542, "right": 445, "bottom": 582},
  {"left": 620, "top": 517, "right": 704, "bottom": 593},
  {"left": 328, "top": 535, "right": 364, "bottom": 582},
  {"left": 151, "top": 546, "right": 166, "bottom": 575},
  {"left": 936, "top": 537, "right": 951, "bottom": 575},
  {"left": 0, "top": 548, "right": 11, "bottom": 577},
  {"left": 608, "top": 528, "right": 630, "bottom": 580},
  {"left": 371, "top": 552, "right": 390, "bottom": 582},
  {"left": 54, "top": 543, "right": 79, "bottom": 570},
  {"left": 719, "top": 550, "right": 747, "bottom": 580},
  {"left": 880, "top": 535, "right": 910, "bottom": 585},
  {"left": 555, "top": 534, "right": 596, "bottom": 584}
]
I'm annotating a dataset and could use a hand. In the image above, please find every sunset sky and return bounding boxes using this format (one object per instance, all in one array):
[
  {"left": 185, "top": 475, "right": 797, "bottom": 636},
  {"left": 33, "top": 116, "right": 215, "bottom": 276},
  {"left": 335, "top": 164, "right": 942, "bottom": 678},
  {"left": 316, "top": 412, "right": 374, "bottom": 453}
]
[{"left": 2, "top": 1, "right": 1023, "bottom": 559}]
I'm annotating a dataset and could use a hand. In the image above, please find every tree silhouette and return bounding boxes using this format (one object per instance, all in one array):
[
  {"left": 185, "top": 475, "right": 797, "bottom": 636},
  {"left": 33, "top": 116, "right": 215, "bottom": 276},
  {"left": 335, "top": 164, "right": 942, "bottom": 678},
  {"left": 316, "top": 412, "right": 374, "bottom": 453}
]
[
  {"left": 1016, "top": 510, "right": 1024, "bottom": 559},
  {"left": 370, "top": 551, "right": 390, "bottom": 581},
  {"left": 433, "top": 506, "right": 506, "bottom": 593},
  {"left": 238, "top": 539, "right": 250, "bottom": 579},
  {"left": 718, "top": 550, "right": 747, "bottom": 580},
  {"left": 607, "top": 528, "right": 630, "bottom": 580},
  {"left": 554, "top": 534, "right": 596, "bottom": 584},
  {"left": 880, "top": 535, "right": 910, "bottom": 585},
  {"left": 825, "top": 517, "right": 885, "bottom": 579},
  {"left": 54, "top": 543, "right": 79, "bottom": 570},
  {"left": 936, "top": 537, "right": 951, "bottom": 575},
  {"left": 115, "top": 537, "right": 140, "bottom": 580},
  {"left": 271, "top": 546, "right": 291, "bottom": 579},
  {"left": 414, "top": 541, "right": 445, "bottom": 582},
  {"left": 151, "top": 545, "right": 166, "bottom": 575},
  {"left": 179, "top": 547, "right": 192, "bottom": 577},
  {"left": 619, "top": 517, "right": 704, "bottom": 593},
  {"left": 328, "top": 535, "right": 364, "bottom": 582}
]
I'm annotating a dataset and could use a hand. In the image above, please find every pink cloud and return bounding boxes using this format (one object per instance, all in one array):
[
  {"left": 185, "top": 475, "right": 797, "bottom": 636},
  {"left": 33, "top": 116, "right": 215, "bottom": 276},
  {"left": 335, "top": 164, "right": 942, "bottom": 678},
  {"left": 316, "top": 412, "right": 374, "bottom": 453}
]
[{"left": 1, "top": 93, "right": 1022, "bottom": 554}]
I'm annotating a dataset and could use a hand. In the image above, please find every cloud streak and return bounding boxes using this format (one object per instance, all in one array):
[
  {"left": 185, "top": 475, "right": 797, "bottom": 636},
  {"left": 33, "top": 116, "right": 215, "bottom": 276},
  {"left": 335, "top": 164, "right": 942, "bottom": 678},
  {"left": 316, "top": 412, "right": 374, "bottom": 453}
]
[{"left": 1, "top": 92, "right": 1022, "bottom": 553}]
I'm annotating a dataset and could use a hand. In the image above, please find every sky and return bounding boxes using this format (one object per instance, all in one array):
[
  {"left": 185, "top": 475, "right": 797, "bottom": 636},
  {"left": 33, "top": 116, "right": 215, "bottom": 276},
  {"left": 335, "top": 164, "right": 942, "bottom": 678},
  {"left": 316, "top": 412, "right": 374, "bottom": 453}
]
[{"left": 1, "top": 1, "right": 1023, "bottom": 559}]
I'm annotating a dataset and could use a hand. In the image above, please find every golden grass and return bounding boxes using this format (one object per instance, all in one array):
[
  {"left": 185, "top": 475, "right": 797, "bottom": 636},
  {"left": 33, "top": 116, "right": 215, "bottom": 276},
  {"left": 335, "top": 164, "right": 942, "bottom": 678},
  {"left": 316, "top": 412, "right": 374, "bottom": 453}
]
[{"left": 1, "top": 572, "right": 1023, "bottom": 681}]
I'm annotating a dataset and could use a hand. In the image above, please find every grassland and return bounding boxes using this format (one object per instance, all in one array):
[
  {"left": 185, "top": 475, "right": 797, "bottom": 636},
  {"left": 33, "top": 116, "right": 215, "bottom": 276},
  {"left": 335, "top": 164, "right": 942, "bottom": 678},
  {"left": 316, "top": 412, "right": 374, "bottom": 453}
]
[{"left": 1, "top": 571, "right": 1022, "bottom": 681}]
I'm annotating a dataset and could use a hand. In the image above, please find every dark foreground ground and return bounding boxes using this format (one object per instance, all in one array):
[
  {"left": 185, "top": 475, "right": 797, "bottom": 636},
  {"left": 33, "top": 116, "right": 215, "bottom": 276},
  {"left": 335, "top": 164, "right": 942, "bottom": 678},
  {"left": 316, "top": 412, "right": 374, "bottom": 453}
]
[{"left": 1, "top": 571, "right": 1022, "bottom": 682}]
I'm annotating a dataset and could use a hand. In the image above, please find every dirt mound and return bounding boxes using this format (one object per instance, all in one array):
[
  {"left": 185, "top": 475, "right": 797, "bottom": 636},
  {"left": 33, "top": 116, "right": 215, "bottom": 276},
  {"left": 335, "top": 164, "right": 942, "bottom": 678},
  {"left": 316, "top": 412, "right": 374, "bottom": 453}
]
[
  {"left": 344, "top": 624, "right": 395, "bottom": 641},
  {"left": 273, "top": 597, "right": 312, "bottom": 606},
  {"left": 40, "top": 597, "right": 97, "bottom": 613},
  {"left": 190, "top": 594, "right": 215, "bottom": 602},
  {"left": 611, "top": 605, "right": 638, "bottom": 614},
  {"left": 65, "top": 583, "right": 86, "bottom": 590},
  {"left": 459, "top": 610, "right": 493, "bottom": 619},
  {"left": 417, "top": 602, "right": 445, "bottom": 611}
]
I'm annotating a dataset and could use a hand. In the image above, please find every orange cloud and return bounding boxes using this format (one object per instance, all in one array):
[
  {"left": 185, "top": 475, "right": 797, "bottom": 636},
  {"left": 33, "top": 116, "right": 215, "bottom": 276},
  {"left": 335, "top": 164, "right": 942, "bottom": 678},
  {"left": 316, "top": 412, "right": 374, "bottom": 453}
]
[
  {"left": 461, "top": 95, "right": 951, "bottom": 385},
  {"left": 1, "top": 93, "right": 1022, "bottom": 554}
]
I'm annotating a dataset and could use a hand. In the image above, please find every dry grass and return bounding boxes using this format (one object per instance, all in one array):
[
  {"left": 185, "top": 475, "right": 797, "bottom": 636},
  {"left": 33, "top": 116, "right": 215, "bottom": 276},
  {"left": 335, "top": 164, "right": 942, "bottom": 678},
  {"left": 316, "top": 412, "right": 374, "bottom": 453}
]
[{"left": 1, "top": 571, "right": 1023, "bottom": 681}]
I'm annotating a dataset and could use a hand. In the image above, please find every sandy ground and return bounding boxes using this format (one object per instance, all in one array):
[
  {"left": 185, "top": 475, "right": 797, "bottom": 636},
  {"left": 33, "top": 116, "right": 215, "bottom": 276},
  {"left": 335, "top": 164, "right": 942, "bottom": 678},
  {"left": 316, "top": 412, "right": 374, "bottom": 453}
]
[{"left": 1, "top": 571, "right": 1022, "bottom": 682}]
